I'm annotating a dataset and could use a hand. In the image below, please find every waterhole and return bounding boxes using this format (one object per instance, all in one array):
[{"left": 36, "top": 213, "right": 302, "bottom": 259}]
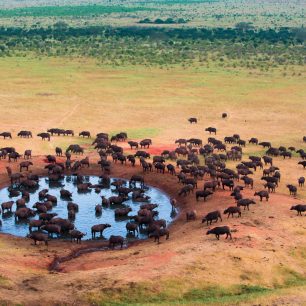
[{"left": 0, "top": 176, "right": 174, "bottom": 240}]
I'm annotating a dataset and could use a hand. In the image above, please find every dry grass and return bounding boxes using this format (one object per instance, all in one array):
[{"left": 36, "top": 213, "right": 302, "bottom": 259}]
[
  {"left": 0, "top": 57, "right": 305, "bottom": 305},
  {"left": 0, "top": 57, "right": 305, "bottom": 140},
  {"left": 0, "top": 57, "right": 305, "bottom": 196}
]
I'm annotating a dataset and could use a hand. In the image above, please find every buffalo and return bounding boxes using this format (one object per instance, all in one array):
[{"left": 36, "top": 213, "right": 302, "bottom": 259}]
[
  {"left": 69, "top": 230, "right": 86, "bottom": 244},
  {"left": 259, "top": 142, "right": 271, "bottom": 148},
  {"left": 37, "top": 133, "right": 50, "bottom": 141},
  {"left": 24, "top": 150, "right": 32, "bottom": 159},
  {"left": 205, "top": 127, "right": 217, "bottom": 135},
  {"left": 1, "top": 201, "right": 14, "bottom": 212},
  {"left": 79, "top": 131, "right": 91, "bottom": 138},
  {"left": 254, "top": 191, "right": 269, "bottom": 201},
  {"left": 202, "top": 210, "right": 222, "bottom": 225},
  {"left": 221, "top": 179, "right": 234, "bottom": 190},
  {"left": 91, "top": 223, "right": 111, "bottom": 239},
  {"left": 298, "top": 161, "right": 306, "bottom": 169},
  {"left": 196, "top": 190, "right": 213, "bottom": 201},
  {"left": 298, "top": 177, "right": 305, "bottom": 187},
  {"left": 290, "top": 204, "right": 306, "bottom": 216},
  {"left": 128, "top": 141, "right": 138, "bottom": 149},
  {"left": 27, "top": 231, "right": 48, "bottom": 245},
  {"left": 188, "top": 117, "right": 197, "bottom": 124},
  {"left": 237, "top": 198, "right": 256, "bottom": 210},
  {"left": 109, "top": 235, "right": 124, "bottom": 249},
  {"left": 115, "top": 207, "right": 132, "bottom": 217},
  {"left": 287, "top": 184, "right": 297, "bottom": 196},
  {"left": 18, "top": 131, "right": 32, "bottom": 138},
  {"left": 264, "top": 182, "right": 276, "bottom": 193},
  {"left": 186, "top": 210, "right": 197, "bottom": 221},
  {"left": 29, "top": 220, "right": 45, "bottom": 232},
  {"left": 15, "top": 207, "right": 36, "bottom": 220},
  {"left": 126, "top": 222, "right": 139, "bottom": 235},
  {"left": 249, "top": 138, "right": 258, "bottom": 145},
  {"left": 0, "top": 132, "right": 12, "bottom": 139},
  {"left": 224, "top": 207, "right": 241, "bottom": 218},
  {"left": 149, "top": 228, "right": 170, "bottom": 243},
  {"left": 41, "top": 224, "right": 61, "bottom": 238},
  {"left": 60, "top": 189, "right": 72, "bottom": 199},
  {"left": 140, "top": 139, "right": 152, "bottom": 149},
  {"left": 206, "top": 226, "right": 232, "bottom": 240},
  {"left": 55, "top": 147, "right": 62, "bottom": 156},
  {"left": 19, "top": 161, "right": 33, "bottom": 172}
]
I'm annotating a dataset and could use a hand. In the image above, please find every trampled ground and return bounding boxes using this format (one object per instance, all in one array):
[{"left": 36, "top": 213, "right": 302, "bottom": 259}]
[{"left": 0, "top": 58, "right": 305, "bottom": 305}]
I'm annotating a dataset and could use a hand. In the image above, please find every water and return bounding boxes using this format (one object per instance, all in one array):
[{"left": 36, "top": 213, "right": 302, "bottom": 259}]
[{"left": 0, "top": 176, "right": 174, "bottom": 240}]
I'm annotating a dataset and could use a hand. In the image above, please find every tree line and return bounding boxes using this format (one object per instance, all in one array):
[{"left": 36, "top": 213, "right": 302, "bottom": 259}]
[{"left": 0, "top": 25, "right": 304, "bottom": 68}]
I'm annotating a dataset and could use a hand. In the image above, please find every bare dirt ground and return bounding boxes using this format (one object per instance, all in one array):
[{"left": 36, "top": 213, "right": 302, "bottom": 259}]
[{"left": 0, "top": 151, "right": 305, "bottom": 305}]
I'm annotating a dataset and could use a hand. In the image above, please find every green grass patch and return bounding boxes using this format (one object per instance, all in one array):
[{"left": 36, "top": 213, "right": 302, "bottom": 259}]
[
  {"left": 87, "top": 282, "right": 271, "bottom": 305},
  {"left": 0, "top": 5, "right": 153, "bottom": 18},
  {"left": 0, "top": 274, "right": 12, "bottom": 289},
  {"left": 277, "top": 268, "right": 306, "bottom": 288},
  {"left": 54, "top": 137, "right": 92, "bottom": 149},
  {"left": 139, "top": 0, "right": 219, "bottom": 5},
  {"left": 244, "top": 149, "right": 267, "bottom": 157},
  {"left": 182, "top": 285, "right": 270, "bottom": 305},
  {"left": 110, "top": 128, "right": 161, "bottom": 140},
  {"left": 86, "top": 270, "right": 306, "bottom": 306}
]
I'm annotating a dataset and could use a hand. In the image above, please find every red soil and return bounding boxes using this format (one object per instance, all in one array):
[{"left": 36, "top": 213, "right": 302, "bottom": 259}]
[{"left": 0, "top": 152, "right": 305, "bottom": 305}]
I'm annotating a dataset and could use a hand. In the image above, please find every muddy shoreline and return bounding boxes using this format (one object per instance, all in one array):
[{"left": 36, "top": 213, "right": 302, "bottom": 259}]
[{"left": 0, "top": 155, "right": 184, "bottom": 271}]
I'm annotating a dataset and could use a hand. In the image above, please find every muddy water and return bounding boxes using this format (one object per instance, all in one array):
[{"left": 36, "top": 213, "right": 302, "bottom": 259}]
[{"left": 0, "top": 176, "right": 174, "bottom": 240}]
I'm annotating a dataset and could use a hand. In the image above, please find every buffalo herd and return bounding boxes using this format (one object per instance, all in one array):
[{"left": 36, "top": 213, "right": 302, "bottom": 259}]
[{"left": 0, "top": 124, "right": 305, "bottom": 248}]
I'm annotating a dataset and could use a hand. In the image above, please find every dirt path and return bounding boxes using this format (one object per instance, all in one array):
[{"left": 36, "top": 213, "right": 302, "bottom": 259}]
[{"left": 58, "top": 100, "right": 81, "bottom": 126}]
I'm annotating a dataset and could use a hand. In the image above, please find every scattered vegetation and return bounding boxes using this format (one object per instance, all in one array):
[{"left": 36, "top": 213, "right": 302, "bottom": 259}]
[
  {"left": 139, "top": 17, "right": 188, "bottom": 24},
  {"left": 0, "top": 25, "right": 304, "bottom": 69},
  {"left": 0, "top": 0, "right": 304, "bottom": 29},
  {"left": 0, "top": 274, "right": 12, "bottom": 290},
  {"left": 0, "top": 1, "right": 304, "bottom": 70},
  {"left": 86, "top": 282, "right": 271, "bottom": 305},
  {"left": 0, "top": 5, "right": 153, "bottom": 18},
  {"left": 86, "top": 273, "right": 306, "bottom": 305}
]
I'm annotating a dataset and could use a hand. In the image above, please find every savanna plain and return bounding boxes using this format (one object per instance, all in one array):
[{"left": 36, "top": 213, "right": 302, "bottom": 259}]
[{"left": 0, "top": 0, "right": 305, "bottom": 305}]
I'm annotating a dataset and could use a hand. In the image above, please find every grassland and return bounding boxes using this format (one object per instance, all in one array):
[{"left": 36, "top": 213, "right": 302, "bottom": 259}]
[
  {"left": 0, "top": 0, "right": 305, "bottom": 29},
  {"left": 86, "top": 277, "right": 306, "bottom": 305},
  {"left": 0, "top": 56, "right": 305, "bottom": 201},
  {"left": 0, "top": 57, "right": 305, "bottom": 140},
  {"left": 0, "top": 5, "right": 153, "bottom": 18}
]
